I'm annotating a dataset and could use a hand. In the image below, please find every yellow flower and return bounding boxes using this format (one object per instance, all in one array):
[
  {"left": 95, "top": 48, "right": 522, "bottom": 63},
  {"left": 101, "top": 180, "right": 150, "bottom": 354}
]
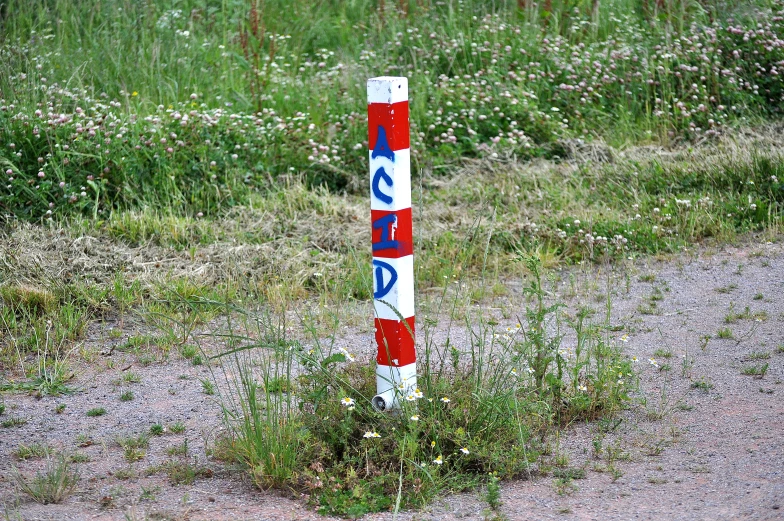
[
  {"left": 363, "top": 431, "right": 380, "bottom": 438},
  {"left": 132, "top": 91, "right": 138, "bottom": 97},
  {"left": 433, "top": 455, "right": 443, "bottom": 465},
  {"left": 431, "top": 441, "right": 436, "bottom": 448},
  {"left": 460, "top": 447, "right": 470, "bottom": 455}
]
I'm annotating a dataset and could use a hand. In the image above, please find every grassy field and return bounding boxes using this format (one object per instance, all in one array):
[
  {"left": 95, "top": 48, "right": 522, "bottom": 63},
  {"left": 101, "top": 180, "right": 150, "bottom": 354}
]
[{"left": 1, "top": 0, "right": 784, "bottom": 516}]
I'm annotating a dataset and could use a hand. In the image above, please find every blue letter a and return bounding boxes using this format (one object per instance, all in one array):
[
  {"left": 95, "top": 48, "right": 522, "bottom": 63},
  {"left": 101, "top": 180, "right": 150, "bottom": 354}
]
[{"left": 372, "top": 125, "right": 395, "bottom": 162}]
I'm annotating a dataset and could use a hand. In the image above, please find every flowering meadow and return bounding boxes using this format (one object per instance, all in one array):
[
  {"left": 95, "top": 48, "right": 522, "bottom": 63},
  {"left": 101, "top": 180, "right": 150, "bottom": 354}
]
[{"left": 1, "top": 0, "right": 783, "bottom": 222}]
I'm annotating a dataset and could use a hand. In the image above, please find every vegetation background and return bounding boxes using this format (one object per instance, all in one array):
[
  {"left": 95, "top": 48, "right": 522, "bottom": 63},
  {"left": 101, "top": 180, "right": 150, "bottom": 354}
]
[{"left": 1, "top": 0, "right": 783, "bottom": 517}]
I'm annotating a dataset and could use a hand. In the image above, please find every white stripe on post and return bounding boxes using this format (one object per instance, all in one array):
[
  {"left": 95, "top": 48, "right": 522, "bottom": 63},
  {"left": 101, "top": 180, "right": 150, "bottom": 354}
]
[{"left": 367, "top": 76, "right": 416, "bottom": 411}]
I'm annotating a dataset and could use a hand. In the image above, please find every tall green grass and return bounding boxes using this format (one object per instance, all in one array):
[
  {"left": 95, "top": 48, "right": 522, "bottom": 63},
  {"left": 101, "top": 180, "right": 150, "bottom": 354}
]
[{"left": 1, "top": 0, "right": 782, "bottom": 219}]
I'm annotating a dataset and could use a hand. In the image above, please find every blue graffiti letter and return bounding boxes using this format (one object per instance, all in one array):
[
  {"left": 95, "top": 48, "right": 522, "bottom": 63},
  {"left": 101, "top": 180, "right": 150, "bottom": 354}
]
[
  {"left": 372, "top": 214, "right": 399, "bottom": 251},
  {"left": 373, "top": 259, "right": 398, "bottom": 299},
  {"left": 372, "top": 125, "right": 395, "bottom": 162},
  {"left": 372, "top": 167, "right": 393, "bottom": 204}
]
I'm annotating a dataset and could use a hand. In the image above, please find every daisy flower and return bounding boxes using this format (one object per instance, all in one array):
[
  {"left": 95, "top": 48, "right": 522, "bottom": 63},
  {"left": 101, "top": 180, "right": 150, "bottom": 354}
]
[
  {"left": 363, "top": 431, "right": 380, "bottom": 438},
  {"left": 340, "top": 397, "right": 355, "bottom": 407},
  {"left": 433, "top": 455, "right": 443, "bottom": 465},
  {"left": 460, "top": 447, "right": 470, "bottom": 455}
]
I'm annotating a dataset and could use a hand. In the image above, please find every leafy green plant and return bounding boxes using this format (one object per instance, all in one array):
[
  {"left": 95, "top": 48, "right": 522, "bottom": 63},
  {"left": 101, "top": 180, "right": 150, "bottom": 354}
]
[
  {"left": 484, "top": 472, "right": 501, "bottom": 510},
  {"left": 86, "top": 408, "right": 106, "bottom": 417}
]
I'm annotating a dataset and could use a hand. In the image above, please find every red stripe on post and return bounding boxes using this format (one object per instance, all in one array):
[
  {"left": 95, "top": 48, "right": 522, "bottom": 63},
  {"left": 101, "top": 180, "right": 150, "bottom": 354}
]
[
  {"left": 375, "top": 316, "right": 416, "bottom": 367},
  {"left": 368, "top": 101, "right": 410, "bottom": 152},
  {"left": 371, "top": 207, "right": 413, "bottom": 258}
]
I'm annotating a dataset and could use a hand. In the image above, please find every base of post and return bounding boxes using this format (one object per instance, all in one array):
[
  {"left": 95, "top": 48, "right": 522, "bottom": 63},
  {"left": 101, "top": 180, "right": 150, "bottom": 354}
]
[{"left": 372, "top": 362, "right": 417, "bottom": 411}]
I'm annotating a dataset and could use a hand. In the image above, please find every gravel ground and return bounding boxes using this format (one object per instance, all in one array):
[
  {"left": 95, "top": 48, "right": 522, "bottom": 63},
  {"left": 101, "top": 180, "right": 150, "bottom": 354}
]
[{"left": 1, "top": 237, "right": 783, "bottom": 521}]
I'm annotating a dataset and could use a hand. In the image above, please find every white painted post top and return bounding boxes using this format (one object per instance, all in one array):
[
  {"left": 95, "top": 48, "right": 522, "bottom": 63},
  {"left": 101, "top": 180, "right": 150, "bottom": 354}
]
[{"left": 367, "top": 76, "right": 408, "bottom": 104}]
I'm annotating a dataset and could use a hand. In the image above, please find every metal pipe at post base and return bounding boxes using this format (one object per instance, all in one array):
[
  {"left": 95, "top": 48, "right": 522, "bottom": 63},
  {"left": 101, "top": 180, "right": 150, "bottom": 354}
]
[{"left": 367, "top": 76, "right": 416, "bottom": 411}]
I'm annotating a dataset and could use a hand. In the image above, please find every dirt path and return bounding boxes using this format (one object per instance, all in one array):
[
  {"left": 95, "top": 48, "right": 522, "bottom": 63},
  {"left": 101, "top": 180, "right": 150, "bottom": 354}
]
[{"left": 1, "top": 238, "right": 783, "bottom": 520}]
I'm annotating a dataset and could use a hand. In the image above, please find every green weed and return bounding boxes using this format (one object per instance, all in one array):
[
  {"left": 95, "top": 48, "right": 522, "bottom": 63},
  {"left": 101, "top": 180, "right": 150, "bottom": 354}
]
[{"left": 13, "top": 454, "right": 79, "bottom": 504}]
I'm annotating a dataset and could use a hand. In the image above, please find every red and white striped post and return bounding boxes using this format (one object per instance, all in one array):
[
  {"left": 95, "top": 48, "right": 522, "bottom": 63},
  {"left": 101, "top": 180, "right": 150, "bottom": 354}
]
[{"left": 367, "top": 77, "right": 416, "bottom": 411}]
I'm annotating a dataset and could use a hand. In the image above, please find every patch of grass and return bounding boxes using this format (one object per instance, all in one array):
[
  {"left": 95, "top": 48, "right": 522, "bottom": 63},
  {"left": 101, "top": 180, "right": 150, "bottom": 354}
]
[
  {"left": 690, "top": 379, "right": 715, "bottom": 391},
  {"left": 166, "top": 440, "right": 189, "bottom": 457},
  {"left": 139, "top": 485, "right": 160, "bottom": 502},
  {"left": 200, "top": 379, "right": 215, "bottom": 396},
  {"left": 716, "top": 327, "right": 734, "bottom": 339},
  {"left": 157, "top": 459, "right": 213, "bottom": 486},
  {"left": 653, "top": 349, "right": 672, "bottom": 359},
  {"left": 122, "top": 372, "right": 141, "bottom": 384},
  {"left": 553, "top": 468, "right": 586, "bottom": 480},
  {"left": 753, "top": 293, "right": 764, "bottom": 300},
  {"left": 2, "top": 417, "right": 28, "bottom": 428},
  {"left": 15, "top": 443, "right": 54, "bottom": 460},
  {"left": 746, "top": 351, "right": 771, "bottom": 361},
  {"left": 13, "top": 454, "right": 79, "bottom": 504},
  {"left": 150, "top": 424, "right": 165, "bottom": 436},
  {"left": 169, "top": 422, "right": 186, "bottom": 434},
  {"left": 86, "top": 407, "right": 107, "bottom": 417},
  {"left": 114, "top": 468, "right": 137, "bottom": 481},
  {"left": 69, "top": 452, "right": 90, "bottom": 463},
  {"left": 741, "top": 364, "right": 769, "bottom": 377},
  {"left": 119, "top": 391, "right": 134, "bottom": 402},
  {"left": 724, "top": 304, "right": 753, "bottom": 323},
  {"left": 117, "top": 434, "right": 149, "bottom": 463},
  {"left": 180, "top": 344, "right": 198, "bottom": 360},
  {"left": 715, "top": 284, "right": 738, "bottom": 294}
]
